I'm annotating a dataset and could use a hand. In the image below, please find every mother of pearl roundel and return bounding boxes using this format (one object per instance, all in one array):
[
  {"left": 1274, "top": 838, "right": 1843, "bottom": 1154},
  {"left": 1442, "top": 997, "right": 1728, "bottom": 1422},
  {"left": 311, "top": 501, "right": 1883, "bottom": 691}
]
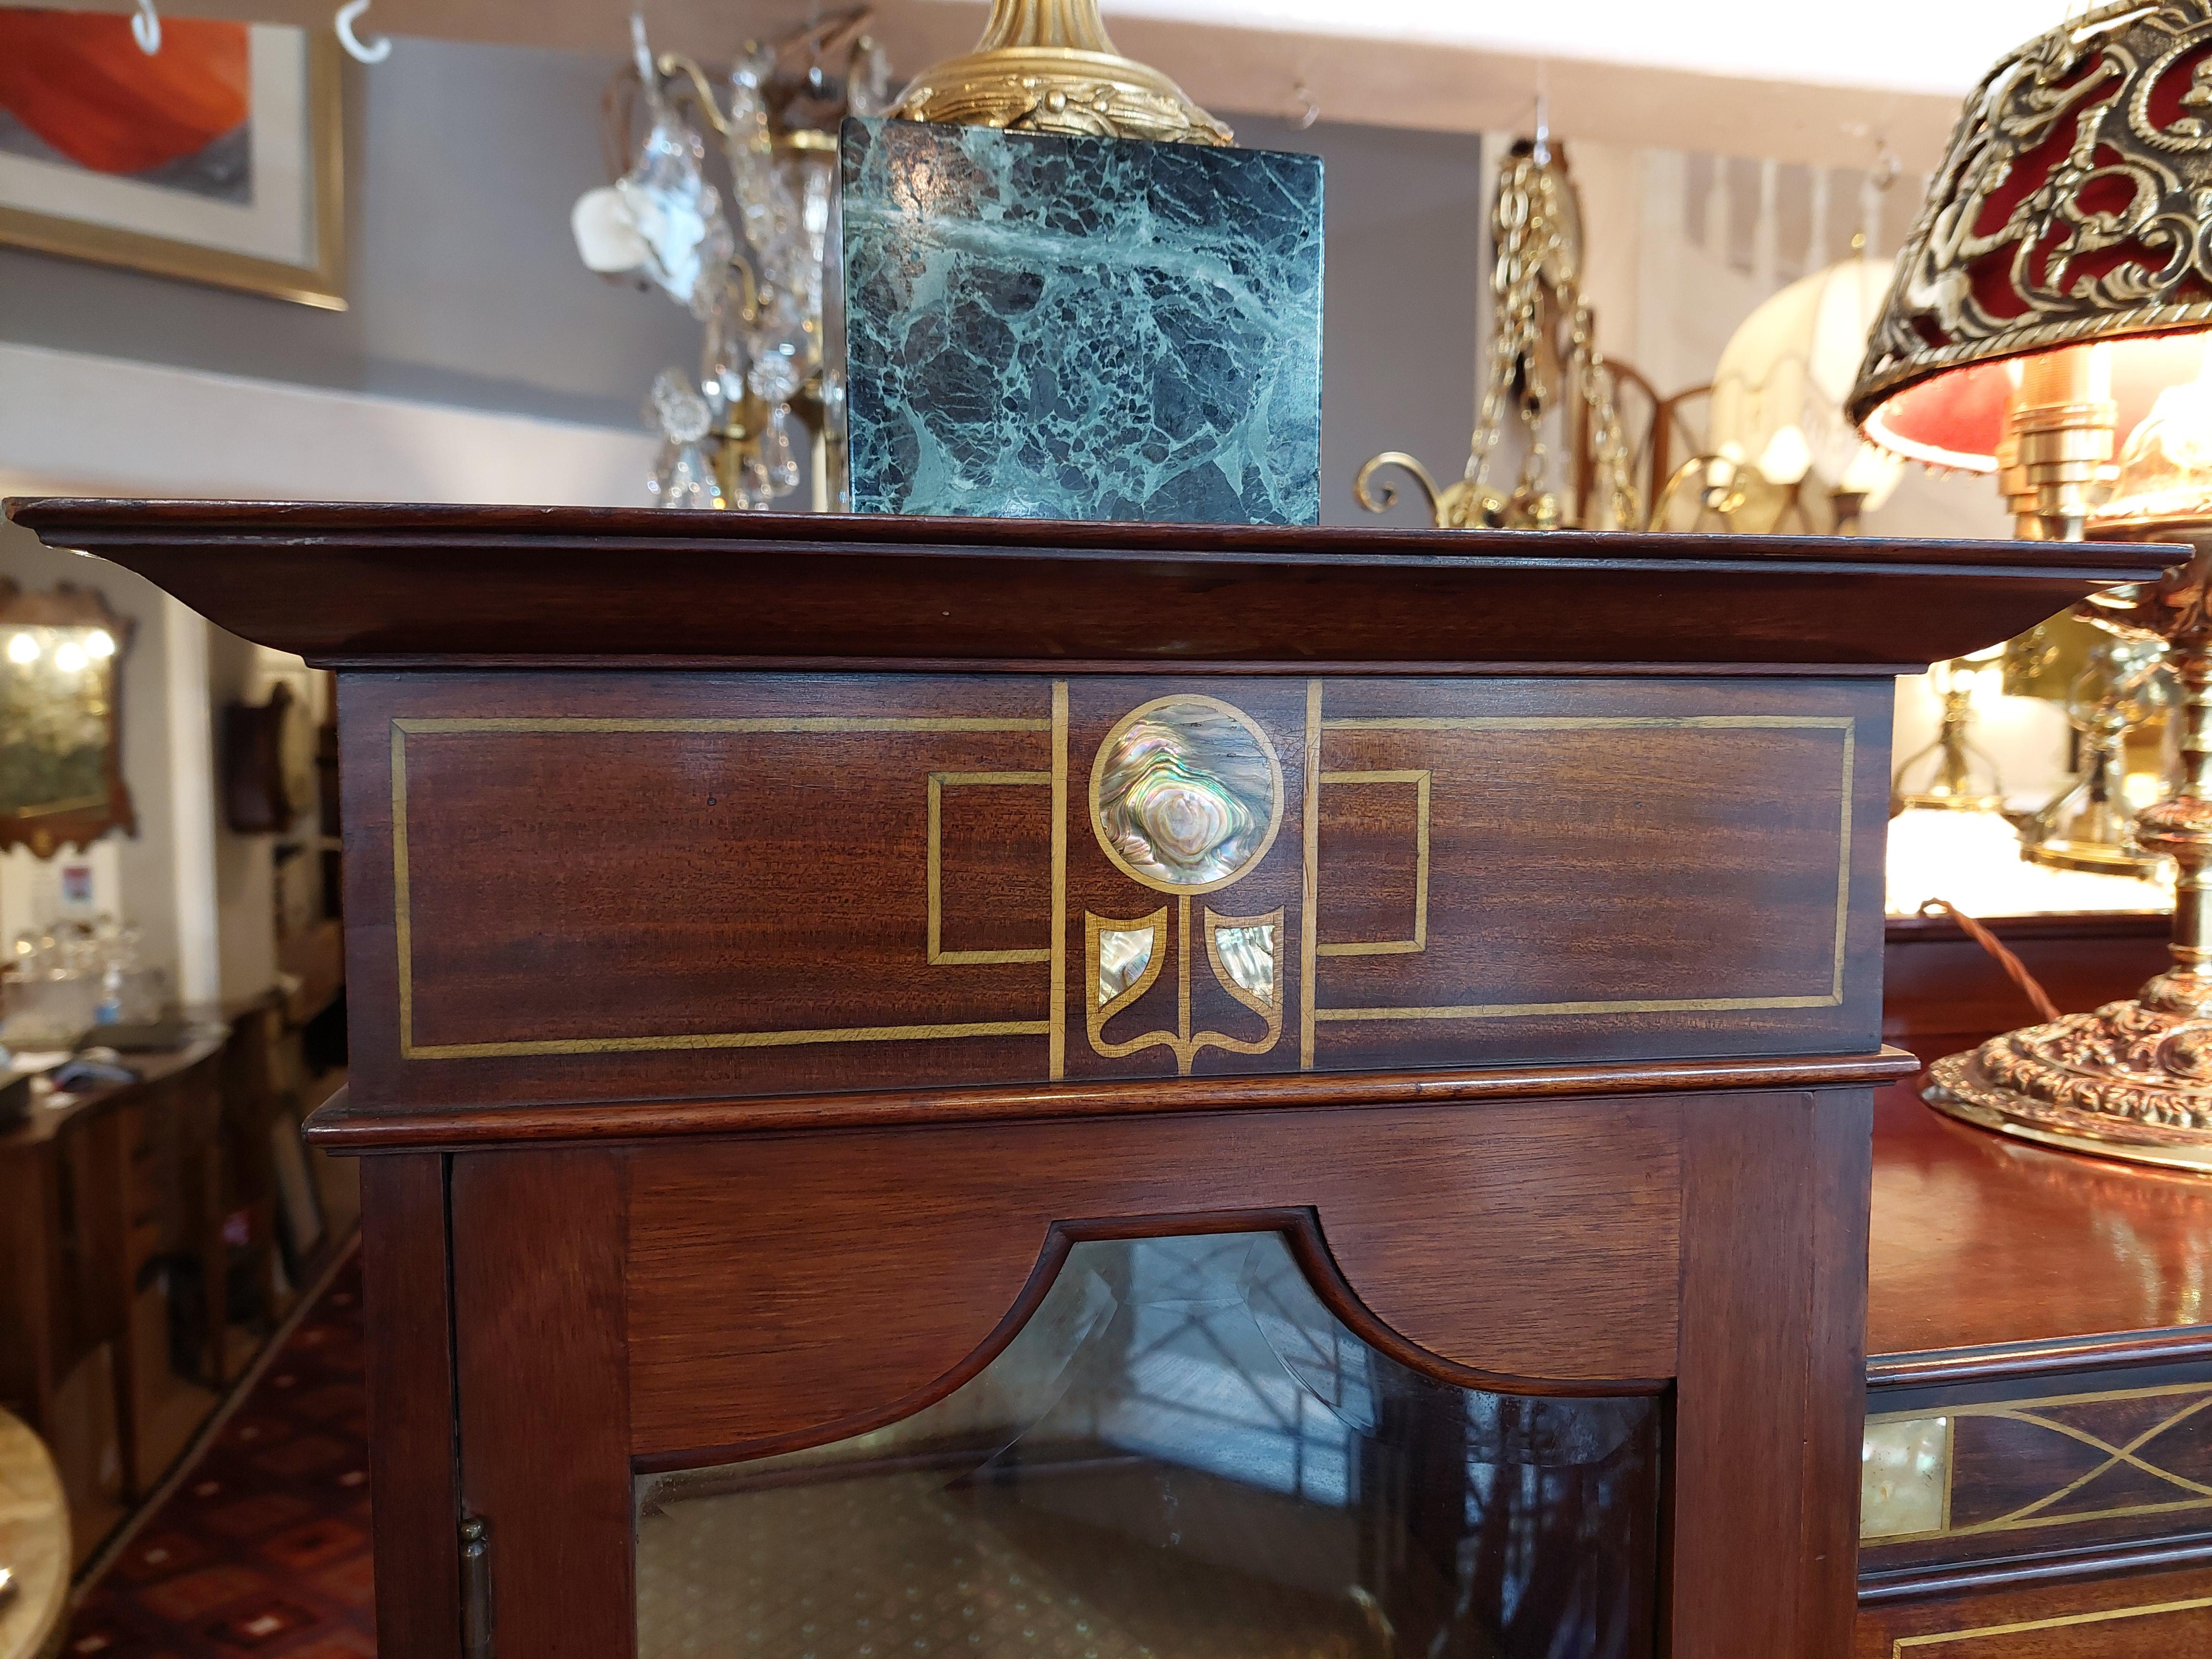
[{"left": 1091, "top": 696, "right": 1283, "bottom": 892}]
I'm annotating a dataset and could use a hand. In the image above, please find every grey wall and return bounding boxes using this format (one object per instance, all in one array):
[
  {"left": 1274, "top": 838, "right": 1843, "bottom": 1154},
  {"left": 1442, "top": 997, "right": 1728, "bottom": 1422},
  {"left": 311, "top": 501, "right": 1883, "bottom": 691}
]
[
  {"left": 0, "top": 37, "right": 698, "bottom": 430},
  {"left": 0, "top": 38, "right": 1483, "bottom": 520}
]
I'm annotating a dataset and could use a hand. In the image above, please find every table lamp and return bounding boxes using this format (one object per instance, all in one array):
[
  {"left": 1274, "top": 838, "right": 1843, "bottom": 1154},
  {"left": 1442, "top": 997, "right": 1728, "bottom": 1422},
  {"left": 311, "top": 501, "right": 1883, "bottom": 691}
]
[{"left": 1847, "top": 0, "right": 2212, "bottom": 1166}]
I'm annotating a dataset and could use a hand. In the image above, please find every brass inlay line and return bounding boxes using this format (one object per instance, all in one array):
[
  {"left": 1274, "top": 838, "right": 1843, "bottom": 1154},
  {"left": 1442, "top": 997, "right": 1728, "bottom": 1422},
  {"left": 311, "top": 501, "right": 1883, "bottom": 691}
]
[
  {"left": 1892, "top": 1596, "right": 2212, "bottom": 1654},
  {"left": 392, "top": 710, "right": 1056, "bottom": 1063},
  {"left": 393, "top": 723, "right": 415, "bottom": 1055},
  {"left": 1310, "top": 713, "right": 1856, "bottom": 1029},
  {"left": 1050, "top": 682, "right": 1068, "bottom": 1082},
  {"left": 1865, "top": 1379, "right": 2212, "bottom": 1544},
  {"left": 1300, "top": 679, "right": 1322, "bottom": 1069},
  {"left": 395, "top": 716, "right": 1053, "bottom": 734},
  {"left": 927, "top": 771, "right": 1053, "bottom": 965},
  {"left": 1321, "top": 714, "right": 1854, "bottom": 731},
  {"left": 407, "top": 1020, "right": 1053, "bottom": 1061},
  {"left": 1313, "top": 769, "right": 1430, "bottom": 957}
]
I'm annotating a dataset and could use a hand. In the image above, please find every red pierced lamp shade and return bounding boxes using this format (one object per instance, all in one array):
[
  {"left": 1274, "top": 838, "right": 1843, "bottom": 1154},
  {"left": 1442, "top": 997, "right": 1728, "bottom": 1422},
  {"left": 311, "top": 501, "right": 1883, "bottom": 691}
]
[{"left": 1848, "top": 0, "right": 2212, "bottom": 468}]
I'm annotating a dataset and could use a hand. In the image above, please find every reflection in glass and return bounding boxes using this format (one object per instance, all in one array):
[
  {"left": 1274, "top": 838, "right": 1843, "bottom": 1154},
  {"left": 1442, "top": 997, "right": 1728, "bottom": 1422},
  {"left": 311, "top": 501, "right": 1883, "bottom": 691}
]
[{"left": 636, "top": 1233, "right": 1659, "bottom": 1659}]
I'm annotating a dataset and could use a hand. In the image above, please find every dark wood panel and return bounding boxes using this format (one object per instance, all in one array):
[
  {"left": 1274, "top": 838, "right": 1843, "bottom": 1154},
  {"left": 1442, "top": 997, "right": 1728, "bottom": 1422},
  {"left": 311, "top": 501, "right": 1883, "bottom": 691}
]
[
  {"left": 359, "top": 1154, "right": 462, "bottom": 1659},
  {"left": 304, "top": 1049, "right": 1920, "bottom": 1150},
  {"left": 5, "top": 498, "right": 2176, "bottom": 670},
  {"left": 1855, "top": 1559, "right": 2212, "bottom": 1657},
  {"left": 621, "top": 1097, "right": 1692, "bottom": 1461},
  {"left": 1308, "top": 676, "right": 1889, "bottom": 1073},
  {"left": 340, "top": 670, "right": 1893, "bottom": 1114},
  {"left": 1674, "top": 1088, "right": 1870, "bottom": 1659},
  {"left": 451, "top": 1150, "right": 632, "bottom": 1659},
  {"left": 1884, "top": 912, "right": 2169, "bottom": 1043}
]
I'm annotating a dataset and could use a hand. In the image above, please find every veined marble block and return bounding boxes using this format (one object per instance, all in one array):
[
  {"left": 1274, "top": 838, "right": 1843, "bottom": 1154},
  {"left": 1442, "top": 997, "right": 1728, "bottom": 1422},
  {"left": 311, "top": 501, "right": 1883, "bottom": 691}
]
[{"left": 836, "top": 117, "right": 1323, "bottom": 525}]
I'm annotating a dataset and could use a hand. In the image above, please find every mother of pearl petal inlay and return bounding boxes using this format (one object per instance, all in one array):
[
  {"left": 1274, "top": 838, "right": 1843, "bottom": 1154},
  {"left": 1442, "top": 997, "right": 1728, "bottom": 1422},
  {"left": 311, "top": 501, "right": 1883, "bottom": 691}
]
[
  {"left": 1096, "top": 926, "right": 1156, "bottom": 1008},
  {"left": 1092, "top": 697, "right": 1283, "bottom": 894},
  {"left": 1213, "top": 923, "right": 1276, "bottom": 1008}
]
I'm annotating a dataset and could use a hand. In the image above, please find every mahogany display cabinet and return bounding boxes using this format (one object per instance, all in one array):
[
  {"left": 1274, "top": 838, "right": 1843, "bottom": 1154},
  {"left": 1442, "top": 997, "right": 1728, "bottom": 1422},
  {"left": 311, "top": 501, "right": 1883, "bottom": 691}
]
[{"left": 6, "top": 501, "right": 2174, "bottom": 1659}]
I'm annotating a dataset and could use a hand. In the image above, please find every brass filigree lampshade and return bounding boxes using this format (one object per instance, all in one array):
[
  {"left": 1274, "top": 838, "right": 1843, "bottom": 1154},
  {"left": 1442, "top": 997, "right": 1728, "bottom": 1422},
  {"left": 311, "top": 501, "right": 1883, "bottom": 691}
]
[
  {"left": 1847, "top": 0, "right": 2212, "bottom": 1168},
  {"left": 891, "top": 0, "right": 1231, "bottom": 145}
]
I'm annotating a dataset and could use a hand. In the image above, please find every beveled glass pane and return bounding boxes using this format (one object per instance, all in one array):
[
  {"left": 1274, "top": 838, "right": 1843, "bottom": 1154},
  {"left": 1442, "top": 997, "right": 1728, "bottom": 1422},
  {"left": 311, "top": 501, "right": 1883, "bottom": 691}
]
[{"left": 636, "top": 1232, "right": 1659, "bottom": 1659}]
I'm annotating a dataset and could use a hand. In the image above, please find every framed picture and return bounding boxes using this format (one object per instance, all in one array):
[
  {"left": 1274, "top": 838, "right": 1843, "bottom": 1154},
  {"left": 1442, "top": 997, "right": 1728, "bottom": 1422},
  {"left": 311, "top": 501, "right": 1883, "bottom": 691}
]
[{"left": 0, "top": 8, "right": 344, "bottom": 308}]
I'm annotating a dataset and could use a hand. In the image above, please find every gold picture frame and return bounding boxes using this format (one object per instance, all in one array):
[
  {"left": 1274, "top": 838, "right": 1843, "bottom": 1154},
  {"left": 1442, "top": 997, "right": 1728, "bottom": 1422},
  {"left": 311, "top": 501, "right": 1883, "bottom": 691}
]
[{"left": 0, "top": 17, "right": 345, "bottom": 310}]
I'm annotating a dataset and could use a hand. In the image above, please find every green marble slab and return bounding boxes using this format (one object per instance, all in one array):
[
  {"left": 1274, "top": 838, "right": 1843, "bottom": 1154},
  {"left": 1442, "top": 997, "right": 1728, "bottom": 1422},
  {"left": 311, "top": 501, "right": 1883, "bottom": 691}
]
[{"left": 836, "top": 117, "right": 1323, "bottom": 524}]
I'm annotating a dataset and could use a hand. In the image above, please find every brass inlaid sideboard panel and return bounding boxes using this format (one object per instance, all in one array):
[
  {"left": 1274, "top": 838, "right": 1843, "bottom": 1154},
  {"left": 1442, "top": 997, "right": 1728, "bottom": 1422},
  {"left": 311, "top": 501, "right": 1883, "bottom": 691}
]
[{"left": 342, "top": 670, "right": 1889, "bottom": 1112}]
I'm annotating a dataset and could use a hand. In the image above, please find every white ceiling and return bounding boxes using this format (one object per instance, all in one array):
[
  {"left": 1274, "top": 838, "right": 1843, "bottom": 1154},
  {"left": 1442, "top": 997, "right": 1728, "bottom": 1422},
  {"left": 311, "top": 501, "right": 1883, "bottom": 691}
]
[{"left": 1099, "top": 0, "right": 2072, "bottom": 99}]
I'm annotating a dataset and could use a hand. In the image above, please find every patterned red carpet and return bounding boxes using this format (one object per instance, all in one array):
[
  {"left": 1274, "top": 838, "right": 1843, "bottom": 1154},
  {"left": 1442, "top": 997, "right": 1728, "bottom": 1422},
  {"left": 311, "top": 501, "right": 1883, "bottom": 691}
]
[{"left": 65, "top": 1252, "right": 375, "bottom": 1658}]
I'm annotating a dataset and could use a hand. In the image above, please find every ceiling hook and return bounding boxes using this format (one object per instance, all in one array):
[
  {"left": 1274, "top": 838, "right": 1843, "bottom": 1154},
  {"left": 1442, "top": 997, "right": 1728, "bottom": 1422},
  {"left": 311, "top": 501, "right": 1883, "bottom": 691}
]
[
  {"left": 1292, "top": 81, "right": 1319, "bottom": 131},
  {"left": 130, "top": 0, "right": 159, "bottom": 55},
  {"left": 335, "top": 0, "right": 392, "bottom": 65}
]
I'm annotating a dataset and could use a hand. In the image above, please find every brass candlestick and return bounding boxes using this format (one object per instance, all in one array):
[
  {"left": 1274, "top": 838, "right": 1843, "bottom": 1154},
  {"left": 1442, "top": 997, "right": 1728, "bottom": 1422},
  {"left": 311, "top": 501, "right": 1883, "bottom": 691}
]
[{"left": 892, "top": 0, "right": 1230, "bottom": 145}]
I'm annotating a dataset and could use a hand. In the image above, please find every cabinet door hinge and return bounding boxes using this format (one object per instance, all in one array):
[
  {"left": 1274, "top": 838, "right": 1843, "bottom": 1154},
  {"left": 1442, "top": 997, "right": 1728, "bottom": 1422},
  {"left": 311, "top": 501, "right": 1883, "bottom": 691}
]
[{"left": 460, "top": 1516, "right": 492, "bottom": 1659}]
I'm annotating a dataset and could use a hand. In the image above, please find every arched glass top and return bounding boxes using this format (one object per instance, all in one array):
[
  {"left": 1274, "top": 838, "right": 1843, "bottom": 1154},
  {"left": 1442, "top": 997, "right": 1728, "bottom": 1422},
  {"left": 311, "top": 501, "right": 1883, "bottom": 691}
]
[{"left": 636, "top": 1231, "right": 1659, "bottom": 1659}]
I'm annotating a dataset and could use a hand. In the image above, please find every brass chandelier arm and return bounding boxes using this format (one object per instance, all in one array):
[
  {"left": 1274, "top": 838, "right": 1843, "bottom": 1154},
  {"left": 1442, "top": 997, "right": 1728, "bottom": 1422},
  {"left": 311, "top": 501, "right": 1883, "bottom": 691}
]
[
  {"left": 1353, "top": 453, "right": 1443, "bottom": 519},
  {"left": 655, "top": 52, "right": 735, "bottom": 139}
]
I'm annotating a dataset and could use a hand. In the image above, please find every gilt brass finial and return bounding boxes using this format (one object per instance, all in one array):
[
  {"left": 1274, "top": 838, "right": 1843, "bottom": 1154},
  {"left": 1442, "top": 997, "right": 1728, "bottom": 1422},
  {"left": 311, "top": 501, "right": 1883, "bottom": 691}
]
[{"left": 890, "top": 0, "right": 1232, "bottom": 145}]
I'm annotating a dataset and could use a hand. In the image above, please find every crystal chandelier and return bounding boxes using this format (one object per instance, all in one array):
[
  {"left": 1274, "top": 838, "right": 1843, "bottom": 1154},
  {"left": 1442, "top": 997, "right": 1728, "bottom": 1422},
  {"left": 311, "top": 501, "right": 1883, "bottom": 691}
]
[{"left": 572, "top": 10, "right": 893, "bottom": 509}]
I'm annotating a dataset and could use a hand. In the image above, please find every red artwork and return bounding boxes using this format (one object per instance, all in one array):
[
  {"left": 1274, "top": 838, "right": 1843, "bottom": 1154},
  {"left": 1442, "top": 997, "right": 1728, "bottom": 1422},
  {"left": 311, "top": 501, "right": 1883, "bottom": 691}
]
[{"left": 0, "top": 8, "right": 247, "bottom": 177}]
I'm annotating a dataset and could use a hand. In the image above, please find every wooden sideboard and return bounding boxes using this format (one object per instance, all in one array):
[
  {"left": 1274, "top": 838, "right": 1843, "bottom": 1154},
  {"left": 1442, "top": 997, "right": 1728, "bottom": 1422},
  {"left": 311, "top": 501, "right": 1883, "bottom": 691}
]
[
  {"left": 8, "top": 500, "right": 2173, "bottom": 1659},
  {"left": 1860, "top": 914, "right": 2212, "bottom": 1656}
]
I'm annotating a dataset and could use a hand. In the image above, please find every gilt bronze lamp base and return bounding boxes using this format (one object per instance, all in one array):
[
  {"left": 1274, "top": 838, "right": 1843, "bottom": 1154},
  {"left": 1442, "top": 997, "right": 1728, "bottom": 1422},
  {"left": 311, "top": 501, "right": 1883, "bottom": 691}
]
[
  {"left": 1925, "top": 1001, "right": 2212, "bottom": 1172},
  {"left": 1927, "top": 533, "right": 2212, "bottom": 1172}
]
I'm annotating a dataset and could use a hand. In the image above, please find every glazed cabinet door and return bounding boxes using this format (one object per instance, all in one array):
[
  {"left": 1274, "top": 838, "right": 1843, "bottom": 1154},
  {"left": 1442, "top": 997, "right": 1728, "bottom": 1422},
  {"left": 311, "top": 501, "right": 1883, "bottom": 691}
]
[{"left": 443, "top": 1089, "right": 1868, "bottom": 1659}]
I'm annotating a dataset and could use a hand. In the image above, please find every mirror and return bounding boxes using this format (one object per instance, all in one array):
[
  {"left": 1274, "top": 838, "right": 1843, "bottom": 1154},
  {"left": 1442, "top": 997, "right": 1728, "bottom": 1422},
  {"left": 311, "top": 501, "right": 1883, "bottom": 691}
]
[{"left": 0, "top": 580, "right": 134, "bottom": 858}]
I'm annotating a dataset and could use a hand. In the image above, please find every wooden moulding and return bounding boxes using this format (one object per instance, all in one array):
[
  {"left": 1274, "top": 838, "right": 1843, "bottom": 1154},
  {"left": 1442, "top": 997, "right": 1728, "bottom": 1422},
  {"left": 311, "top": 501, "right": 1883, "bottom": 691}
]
[
  {"left": 304, "top": 1047, "right": 1921, "bottom": 1150},
  {"left": 0, "top": 499, "right": 2180, "bottom": 672}
]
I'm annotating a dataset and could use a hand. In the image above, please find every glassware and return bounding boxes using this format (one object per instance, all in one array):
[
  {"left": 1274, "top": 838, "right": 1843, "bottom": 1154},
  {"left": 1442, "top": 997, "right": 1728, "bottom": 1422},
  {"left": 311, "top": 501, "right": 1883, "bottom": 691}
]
[
  {"left": 634, "top": 1232, "right": 1660, "bottom": 1659},
  {"left": 578, "top": 15, "right": 888, "bottom": 511}
]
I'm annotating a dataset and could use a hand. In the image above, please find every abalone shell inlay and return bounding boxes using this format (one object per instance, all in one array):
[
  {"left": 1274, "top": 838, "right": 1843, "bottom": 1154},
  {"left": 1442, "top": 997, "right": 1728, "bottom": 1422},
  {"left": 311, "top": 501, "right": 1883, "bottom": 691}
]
[
  {"left": 1093, "top": 696, "right": 1282, "bottom": 892},
  {"left": 837, "top": 117, "right": 1323, "bottom": 524}
]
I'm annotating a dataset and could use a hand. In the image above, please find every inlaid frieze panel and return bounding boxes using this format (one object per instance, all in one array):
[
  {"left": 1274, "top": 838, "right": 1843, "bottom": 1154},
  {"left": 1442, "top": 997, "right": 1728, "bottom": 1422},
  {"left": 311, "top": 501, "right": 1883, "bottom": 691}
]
[
  {"left": 1862, "top": 1370, "right": 2212, "bottom": 1566},
  {"left": 340, "top": 671, "right": 1887, "bottom": 1112}
]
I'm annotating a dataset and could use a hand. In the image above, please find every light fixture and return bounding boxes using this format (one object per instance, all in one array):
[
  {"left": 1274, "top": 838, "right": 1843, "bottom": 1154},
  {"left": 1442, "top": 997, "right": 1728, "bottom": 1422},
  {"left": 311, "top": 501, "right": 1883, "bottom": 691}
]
[
  {"left": 85, "top": 628, "right": 114, "bottom": 659},
  {"left": 52, "top": 640, "right": 87, "bottom": 674},
  {"left": 1890, "top": 648, "right": 2006, "bottom": 815},
  {"left": 6, "top": 631, "right": 37, "bottom": 664},
  {"left": 1848, "top": 0, "right": 2212, "bottom": 1168},
  {"left": 1708, "top": 253, "right": 1905, "bottom": 536},
  {"left": 1355, "top": 120, "right": 1637, "bottom": 531},
  {"left": 572, "top": 9, "right": 894, "bottom": 511}
]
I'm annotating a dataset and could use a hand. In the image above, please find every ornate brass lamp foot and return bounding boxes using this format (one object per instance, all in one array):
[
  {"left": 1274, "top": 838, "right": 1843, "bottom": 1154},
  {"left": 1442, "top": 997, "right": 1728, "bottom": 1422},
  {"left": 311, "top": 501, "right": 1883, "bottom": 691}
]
[
  {"left": 1926, "top": 545, "right": 2212, "bottom": 1172},
  {"left": 891, "top": 0, "right": 1230, "bottom": 144}
]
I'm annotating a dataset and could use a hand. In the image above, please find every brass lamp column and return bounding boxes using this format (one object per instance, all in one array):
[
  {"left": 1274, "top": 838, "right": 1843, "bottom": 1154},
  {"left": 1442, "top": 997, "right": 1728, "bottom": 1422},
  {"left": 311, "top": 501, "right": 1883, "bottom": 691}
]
[
  {"left": 1847, "top": 0, "right": 2212, "bottom": 1168},
  {"left": 892, "top": 0, "right": 1231, "bottom": 144}
]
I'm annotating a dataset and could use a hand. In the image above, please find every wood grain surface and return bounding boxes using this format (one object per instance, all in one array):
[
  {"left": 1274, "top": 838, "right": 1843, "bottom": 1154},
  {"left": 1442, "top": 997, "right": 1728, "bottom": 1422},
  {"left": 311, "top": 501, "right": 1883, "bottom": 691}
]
[
  {"left": 335, "top": 670, "right": 1892, "bottom": 1113},
  {"left": 3, "top": 498, "right": 2178, "bottom": 671},
  {"left": 359, "top": 1154, "right": 462, "bottom": 1659},
  {"left": 620, "top": 1096, "right": 1689, "bottom": 1461}
]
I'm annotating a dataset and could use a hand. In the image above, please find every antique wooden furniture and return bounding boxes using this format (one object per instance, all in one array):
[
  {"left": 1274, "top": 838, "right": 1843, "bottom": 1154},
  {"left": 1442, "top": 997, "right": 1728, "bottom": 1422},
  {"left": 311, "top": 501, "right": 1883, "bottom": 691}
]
[
  {"left": 6, "top": 500, "right": 2172, "bottom": 1659},
  {"left": 0, "top": 1039, "right": 223, "bottom": 1505},
  {"left": 1860, "top": 1070, "right": 2212, "bottom": 1656},
  {"left": 1861, "top": 917, "right": 2212, "bottom": 1657}
]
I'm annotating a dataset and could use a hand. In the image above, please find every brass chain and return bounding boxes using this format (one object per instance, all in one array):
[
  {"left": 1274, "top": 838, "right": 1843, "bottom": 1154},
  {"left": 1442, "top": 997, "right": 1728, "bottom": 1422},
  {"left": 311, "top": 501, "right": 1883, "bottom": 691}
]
[{"left": 1464, "top": 153, "right": 1640, "bottom": 531}]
